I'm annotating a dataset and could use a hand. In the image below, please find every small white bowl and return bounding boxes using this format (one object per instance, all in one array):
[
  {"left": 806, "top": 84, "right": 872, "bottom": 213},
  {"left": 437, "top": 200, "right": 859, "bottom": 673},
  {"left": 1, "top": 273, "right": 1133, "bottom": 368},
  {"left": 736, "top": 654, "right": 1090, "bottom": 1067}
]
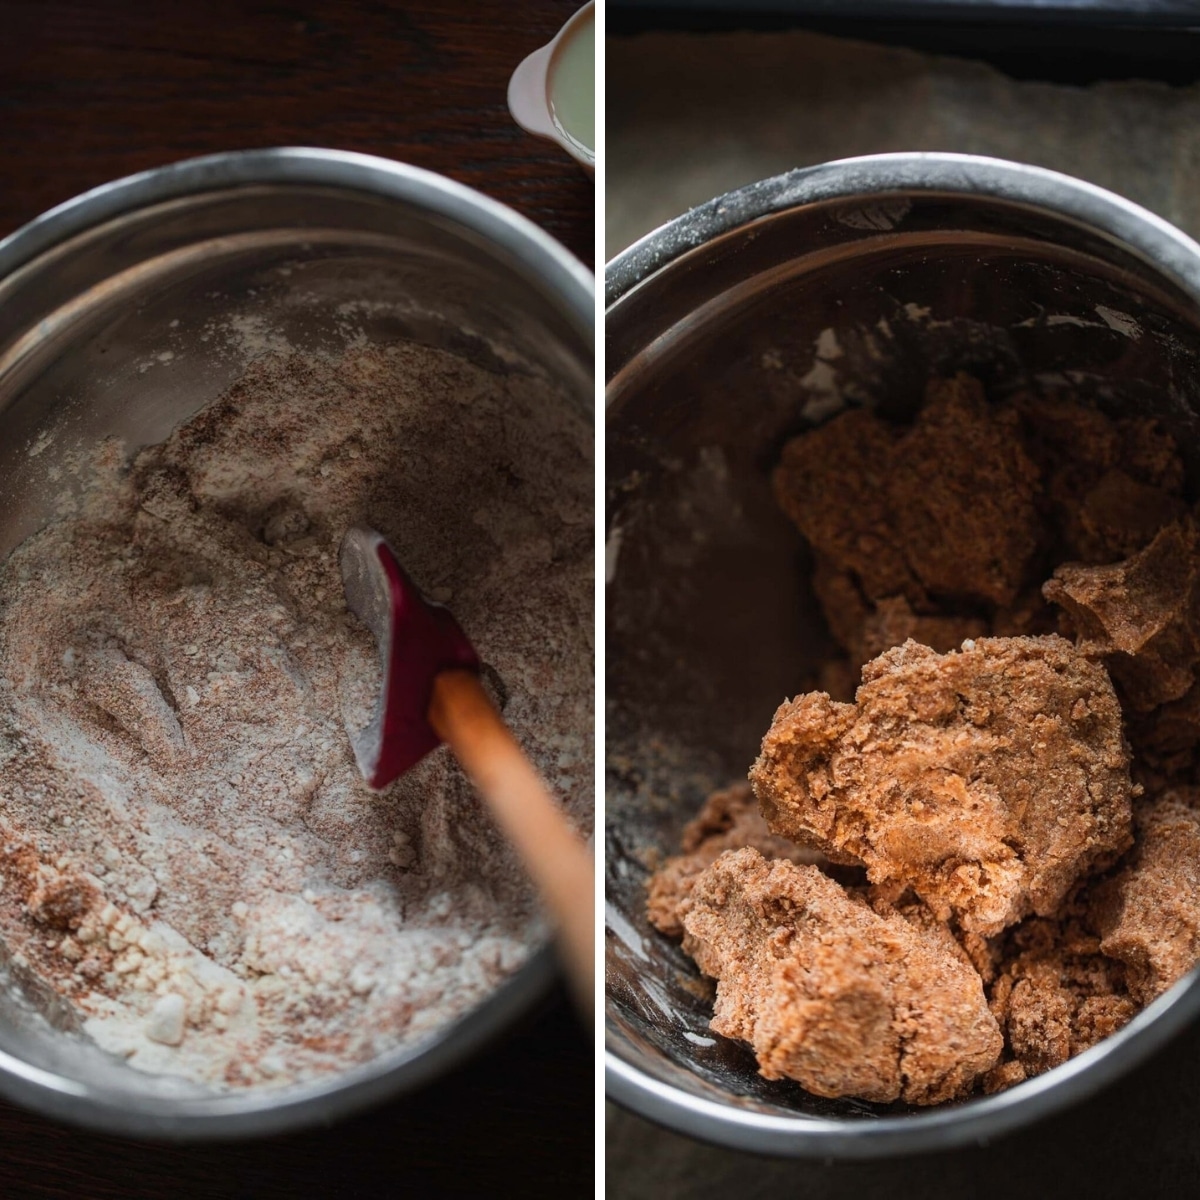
[{"left": 508, "top": 2, "right": 595, "bottom": 177}]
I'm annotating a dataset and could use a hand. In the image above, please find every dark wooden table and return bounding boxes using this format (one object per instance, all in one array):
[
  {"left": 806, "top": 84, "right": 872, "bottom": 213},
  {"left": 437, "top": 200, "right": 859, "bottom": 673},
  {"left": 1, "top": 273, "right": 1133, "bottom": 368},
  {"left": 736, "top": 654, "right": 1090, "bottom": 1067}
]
[
  {"left": 0, "top": 3, "right": 594, "bottom": 1197},
  {"left": 0, "top": 0, "right": 593, "bottom": 267}
]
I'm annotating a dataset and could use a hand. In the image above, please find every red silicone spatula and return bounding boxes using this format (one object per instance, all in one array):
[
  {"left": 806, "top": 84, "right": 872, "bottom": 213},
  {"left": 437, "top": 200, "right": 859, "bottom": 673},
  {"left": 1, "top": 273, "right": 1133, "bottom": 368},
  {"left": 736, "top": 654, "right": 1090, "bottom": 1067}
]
[{"left": 339, "top": 526, "right": 594, "bottom": 1016}]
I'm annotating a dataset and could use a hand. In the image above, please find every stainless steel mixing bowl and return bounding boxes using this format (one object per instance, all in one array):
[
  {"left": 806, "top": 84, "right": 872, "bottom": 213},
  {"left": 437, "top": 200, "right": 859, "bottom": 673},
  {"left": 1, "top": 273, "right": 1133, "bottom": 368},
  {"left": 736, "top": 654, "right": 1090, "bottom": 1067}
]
[
  {"left": 605, "top": 152, "right": 1200, "bottom": 1157},
  {"left": 0, "top": 148, "right": 593, "bottom": 1138}
]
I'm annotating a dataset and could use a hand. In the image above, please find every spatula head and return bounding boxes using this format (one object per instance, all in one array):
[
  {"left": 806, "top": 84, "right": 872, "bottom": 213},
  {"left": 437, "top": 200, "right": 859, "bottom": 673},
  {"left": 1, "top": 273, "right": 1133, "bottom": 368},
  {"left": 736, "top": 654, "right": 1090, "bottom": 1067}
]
[{"left": 339, "top": 526, "right": 480, "bottom": 790}]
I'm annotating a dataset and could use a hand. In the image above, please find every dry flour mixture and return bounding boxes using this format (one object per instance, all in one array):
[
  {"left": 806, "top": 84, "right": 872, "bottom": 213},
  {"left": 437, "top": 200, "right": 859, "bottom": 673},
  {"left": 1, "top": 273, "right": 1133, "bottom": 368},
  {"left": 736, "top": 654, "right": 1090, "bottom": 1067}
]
[{"left": 0, "top": 339, "right": 593, "bottom": 1088}]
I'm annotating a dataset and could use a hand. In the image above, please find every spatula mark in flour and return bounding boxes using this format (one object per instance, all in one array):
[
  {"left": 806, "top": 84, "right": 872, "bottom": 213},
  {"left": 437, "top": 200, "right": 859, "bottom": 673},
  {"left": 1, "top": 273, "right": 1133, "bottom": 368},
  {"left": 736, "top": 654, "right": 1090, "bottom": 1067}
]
[
  {"left": 75, "top": 637, "right": 187, "bottom": 767},
  {"left": 135, "top": 466, "right": 196, "bottom": 524},
  {"left": 480, "top": 663, "right": 509, "bottom": 713},
  {"left": 258, "top": 500, "right": 312, "bottom": 548}
]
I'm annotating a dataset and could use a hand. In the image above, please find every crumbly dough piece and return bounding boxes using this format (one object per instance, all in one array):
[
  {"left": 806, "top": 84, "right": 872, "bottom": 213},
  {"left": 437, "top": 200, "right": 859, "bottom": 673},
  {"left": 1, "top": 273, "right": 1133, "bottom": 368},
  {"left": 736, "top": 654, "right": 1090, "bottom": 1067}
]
[
  {"left": 1009, "top": 391, "right": 1125, "bottom": 482},
  {"left": 1009, "top": 393, "right": 1184, "bottom": 564},
  {"left": 810, "top": 556, "right": 874, "bottom": 656},
  {"left": 813, "top": 576, "right": 986, "bottom": 667},
  {"left": 812, "top": 585, "right": 1050, "bottom": 702},
  {"left": 774, "top": 374, "right": 1041, "bottom": 611},
  {"left": 750, "top": 636, "right": 1133, "bottom": 936},
  {"left": 646, "top": 784, "right": 820, "bottom": 937},
  {"left": 1118, "top": 415, "right": 1186, "bottom": 494},
  {"left": 856, "top": 596, "right": 987, "bottom": 664},
  {"left": 1130, "top": 684, "right": 1200, "bottom": 779},
  {"left": 1044, "top": 521, "right": 1200, "bottom": 712},
  {"left": 1067, "top": 470, "right": 1187, "bottom": 565},
  {"left": 986, "top": 906, "right": 1134, "bottom": 1084},
  {"left": 888, "top": 375, "right": 1041, "bottom": 607},
  {"left": 775, "top": 411, "right": 919, "bottom": 606},
  {"left": 681, "top": 848, "right": 1002, "bottom": 1105},
  {"left": 1092, "top": 790, "right": 1200, "bottom": 1005}
]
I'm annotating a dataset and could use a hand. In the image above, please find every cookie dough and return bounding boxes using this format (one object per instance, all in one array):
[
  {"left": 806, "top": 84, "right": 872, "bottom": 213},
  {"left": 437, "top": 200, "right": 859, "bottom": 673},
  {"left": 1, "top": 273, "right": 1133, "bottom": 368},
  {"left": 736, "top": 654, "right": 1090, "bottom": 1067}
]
[
  {"left": 644, "top": 379, "right": 1199, "bottom": 1107},
  {"left": 986, "top": 904, "right": 1134, "bottom": 1084},
  {"left": 774, "top": 374, "right": 1041, "bottom": 613},
  {"left": 774, "top": 409, "right": 918, "bottom": 607},
  {"left": 750, "top": 636, "right": 1132, "bottom": 936},
  {"left": 1044, "top": 521, "right": 1200, "bottom": 712},
  {"left": 646, "top": 783, "right": 820, "bottom": 938},
  {"left": 681, "top": 848, "right": 1002, "bottom": 1105},
  {"left": 1011, "top": 390, "right": 1184, "bottom": 565},
  {"left": 1092, "top": 790, "right": 1200, "bottom": 1005},
  {"left": 856, "top": 595, "right": 987, "bottom": 665},
  {"left": 889, "top": 376, "right": 1041, "bottom": 607}
]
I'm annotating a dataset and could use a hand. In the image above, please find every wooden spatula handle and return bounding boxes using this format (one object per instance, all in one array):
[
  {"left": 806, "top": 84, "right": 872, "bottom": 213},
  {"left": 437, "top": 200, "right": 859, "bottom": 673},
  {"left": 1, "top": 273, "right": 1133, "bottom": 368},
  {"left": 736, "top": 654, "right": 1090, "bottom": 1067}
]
[{"left": 428, "top": 669, "right": 594, "bottom": 1019}]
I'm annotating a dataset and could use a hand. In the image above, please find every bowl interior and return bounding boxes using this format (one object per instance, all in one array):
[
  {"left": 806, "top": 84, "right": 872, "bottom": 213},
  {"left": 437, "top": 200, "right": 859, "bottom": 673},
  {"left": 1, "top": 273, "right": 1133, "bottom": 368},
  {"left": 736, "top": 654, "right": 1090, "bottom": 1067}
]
[
  {"left": 0, "top": 175, "right": 590, "bottom": 1131},
  {"left": 605, "top": 185, "right": 1200, "bottom": 1134}
]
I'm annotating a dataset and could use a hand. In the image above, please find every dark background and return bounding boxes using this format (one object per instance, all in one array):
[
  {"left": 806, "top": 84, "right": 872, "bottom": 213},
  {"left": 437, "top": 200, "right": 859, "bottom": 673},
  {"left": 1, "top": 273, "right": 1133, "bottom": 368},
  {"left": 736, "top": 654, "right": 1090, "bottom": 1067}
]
[
  {"left": 611, "top": 0, "right": 1200, "bottom": 85},
  {"left": 0, "top": 0, "right": 593, "bottom": 266},
  {"left": 0, "top": 3, "right": 593, "bottom": 1198}
]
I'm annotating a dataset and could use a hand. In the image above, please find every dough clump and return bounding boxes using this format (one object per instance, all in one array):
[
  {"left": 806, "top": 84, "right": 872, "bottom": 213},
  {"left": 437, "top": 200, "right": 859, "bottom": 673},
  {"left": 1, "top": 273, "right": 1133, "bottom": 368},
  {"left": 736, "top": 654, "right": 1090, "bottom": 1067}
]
[
  {"left": 681, "top": 848, "right": 1002, "bottom": 1105},
  {"left": 1092, "top": 790, "right": 1200, "bottom": 1006},
  {"left": 646, "top": 783, "right": 820, "bottom": 938},
  {"left": 646, "top": 378, "right": 1200, "bottom": 1107},
  {"left": 750, "top": 636, "right": 1132, "bottom": 936}
]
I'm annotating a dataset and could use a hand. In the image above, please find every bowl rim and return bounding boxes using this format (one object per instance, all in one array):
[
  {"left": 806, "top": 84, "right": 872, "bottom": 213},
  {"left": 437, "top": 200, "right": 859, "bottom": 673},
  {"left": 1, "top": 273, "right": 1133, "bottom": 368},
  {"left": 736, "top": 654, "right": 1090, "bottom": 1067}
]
[
  {"left": 2, "top": 951, "right": 558, "bottom": 1141},
  {"left": 0, "top": 146, "right": 592, "bottom": 1139},
  {"left": 604, "top": 150, "right": 1200, "bottom": 1158},
  {"left": 0, "top": 146, "right": 595, "bottom": 340},
  {"left": 605, "top": 150, "right": 1200, "bottom": 312}
]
